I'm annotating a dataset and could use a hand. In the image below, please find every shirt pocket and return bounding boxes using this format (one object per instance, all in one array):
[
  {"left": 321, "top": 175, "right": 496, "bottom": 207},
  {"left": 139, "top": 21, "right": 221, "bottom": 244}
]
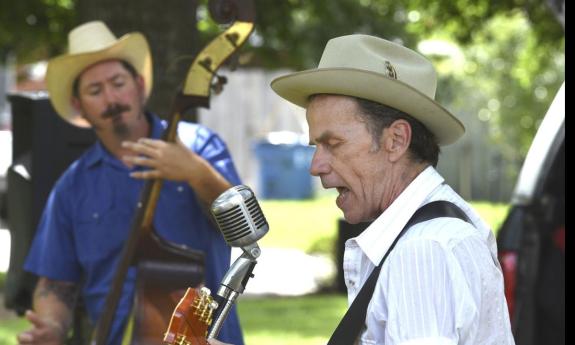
[
  {"left": 75, "top": 201, "right": 133, "bottom": 266},
  {"left": 155, "top": 182, "right": 204, "bottom": 241}
]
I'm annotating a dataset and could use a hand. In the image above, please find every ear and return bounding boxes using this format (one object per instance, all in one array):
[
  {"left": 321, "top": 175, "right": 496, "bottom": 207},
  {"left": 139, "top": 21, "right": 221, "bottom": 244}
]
[
  {"left": 136, "top": 75, "right": 146, "bottom": 95},
  {"left": 71, "top": 96, "right": 82, "bottom": 114},
  {"left": 383, "top": 119, "right": 412, "bottom": 162}
]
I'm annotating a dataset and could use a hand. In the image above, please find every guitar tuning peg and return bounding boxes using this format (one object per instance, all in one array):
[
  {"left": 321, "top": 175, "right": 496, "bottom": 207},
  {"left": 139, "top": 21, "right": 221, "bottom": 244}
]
[{"left": 199, "top": 286, "right": 212, "bottom": 296}]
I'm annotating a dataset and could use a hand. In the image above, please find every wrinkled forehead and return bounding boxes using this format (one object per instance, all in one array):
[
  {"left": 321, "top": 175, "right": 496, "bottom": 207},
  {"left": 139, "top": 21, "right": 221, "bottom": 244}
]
[
  {"left": 306, "top": 95, "right": 369, "bottom": 142},
  {"left": 306, "top": 94, "right": 364, "bottom": 126}
]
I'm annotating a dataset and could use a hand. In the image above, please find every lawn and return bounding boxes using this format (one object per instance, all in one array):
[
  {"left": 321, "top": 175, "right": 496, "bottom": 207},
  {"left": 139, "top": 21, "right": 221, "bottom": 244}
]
[
  {"left": 238, "top": 294, "right": 348, "bottom": 345},
  {"left": 0, "top": 317, "right": 28, "bottom": 345},
  {"left": 259, "top": 192, "right": 510, "bottom": 255},
  {"left": 0, "top": 195, "right": 508, "bottom": 344},
  {"left": 0, "top": 294, "right": 348, "bottom": 345},
  {"left": 258, "top": 192, "right": 344, "bottom": 255}
]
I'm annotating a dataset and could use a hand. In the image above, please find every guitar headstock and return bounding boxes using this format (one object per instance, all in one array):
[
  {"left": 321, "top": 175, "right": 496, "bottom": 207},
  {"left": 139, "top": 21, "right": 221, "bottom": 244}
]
[{"left": 164, "top": 287, "right": 218, "bottom": 345}]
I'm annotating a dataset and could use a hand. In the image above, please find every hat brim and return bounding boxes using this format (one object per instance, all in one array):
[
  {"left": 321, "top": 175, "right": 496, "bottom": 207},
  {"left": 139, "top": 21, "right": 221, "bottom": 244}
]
[
  {"left": 271, "top": 68, "right": 464, "bottom": 146},
  {"left": 45, "top": 32, "right": 152, "bottom": 121}
]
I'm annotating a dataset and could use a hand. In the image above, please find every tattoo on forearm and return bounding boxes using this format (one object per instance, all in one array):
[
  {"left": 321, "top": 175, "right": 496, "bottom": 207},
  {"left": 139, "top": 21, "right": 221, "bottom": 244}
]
[{"left": 36, "top": 279, "right": 79, "bottom": 311}]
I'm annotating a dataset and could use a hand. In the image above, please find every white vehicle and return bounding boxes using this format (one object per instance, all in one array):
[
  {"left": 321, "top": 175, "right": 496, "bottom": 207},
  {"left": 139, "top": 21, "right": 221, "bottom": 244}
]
[{"left": 497, "top": 82, "right": 565, "bottom": 345}]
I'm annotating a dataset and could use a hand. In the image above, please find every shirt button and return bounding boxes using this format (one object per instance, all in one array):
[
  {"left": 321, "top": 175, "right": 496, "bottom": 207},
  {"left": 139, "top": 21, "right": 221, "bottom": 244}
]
[
  {"left": 177, "top": 186, "right": 185, "bottom": 192},
  {"left": 93, "top": 212, "right": 99, "bottom": 219}
]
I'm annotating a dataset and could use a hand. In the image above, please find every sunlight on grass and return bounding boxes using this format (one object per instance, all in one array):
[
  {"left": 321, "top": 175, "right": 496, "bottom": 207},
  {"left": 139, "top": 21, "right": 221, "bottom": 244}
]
[
  {"left": 238, "top": 294, "right": 348, "bottom": 345},
  {"left": 0, "top": 197, "right": 509, "bottom": 345},
  {"left": 242, "top": 332, "right": 332, "bottom": 345},
  {"left": 0, "top": 295, "right": 348, "bottom": 345},
  {"left": 260, "top": 194, "right": 510, "bottom": 254},
  {"left": 472, "top": 201, "right": 510, "bottom": 235},
  {"left": 0, "top": 317, "right": 27, "bottom": 345},
  {"left": 259, "top": 192, "right": 342, "bottom": 255}
]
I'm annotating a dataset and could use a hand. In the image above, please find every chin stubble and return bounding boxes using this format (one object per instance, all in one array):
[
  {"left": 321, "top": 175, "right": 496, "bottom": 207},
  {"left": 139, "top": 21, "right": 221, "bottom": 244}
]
[{"left": 113, "top": 121, "right": 130, "bottom": 139}]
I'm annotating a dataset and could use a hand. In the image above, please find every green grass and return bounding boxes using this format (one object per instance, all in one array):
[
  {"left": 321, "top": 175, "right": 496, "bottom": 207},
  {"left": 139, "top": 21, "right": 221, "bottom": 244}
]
[
  {"left": 0, "top": 317, "right": 28, "bottom": 345},
  {"left": 471, "top": 201, "right": 511, "bottom": 234},
  {"left": 238, "top": 294, "right": 347, "bottom": 345},
  {"left": 260, "top": 193, "right": 510, "bottom": 255},
  {"left": 0, "top": 294, "right": 348, "bottom": 345},
  {"left": 259, "top": 193, "right": 342, "bottom": 255},
  {"left": 0, "top": 197, "right": 509, "bottom": 345}
]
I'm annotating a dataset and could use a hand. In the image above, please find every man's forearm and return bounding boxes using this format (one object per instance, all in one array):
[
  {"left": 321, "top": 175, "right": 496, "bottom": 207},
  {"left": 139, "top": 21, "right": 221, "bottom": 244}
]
[{"left": 33, "top": 277, "right": 79, "bottom": 339}]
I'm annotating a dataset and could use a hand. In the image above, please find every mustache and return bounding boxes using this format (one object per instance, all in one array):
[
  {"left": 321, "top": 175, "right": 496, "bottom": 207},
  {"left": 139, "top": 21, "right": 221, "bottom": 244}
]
[{"left": 101, "top": 104, "right": 131, "bottom": 119}]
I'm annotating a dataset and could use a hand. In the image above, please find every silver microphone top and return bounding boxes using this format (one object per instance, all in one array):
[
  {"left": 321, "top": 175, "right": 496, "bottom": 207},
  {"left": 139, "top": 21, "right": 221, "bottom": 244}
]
[{"left": 210, "top": 185, "right": 269, "bottom": 248}]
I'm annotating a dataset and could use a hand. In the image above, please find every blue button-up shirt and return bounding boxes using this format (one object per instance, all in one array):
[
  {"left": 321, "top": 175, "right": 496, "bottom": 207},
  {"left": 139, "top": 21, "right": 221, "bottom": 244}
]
[{"left": 25, "top": 113, "right": 244, "bottom": 344}]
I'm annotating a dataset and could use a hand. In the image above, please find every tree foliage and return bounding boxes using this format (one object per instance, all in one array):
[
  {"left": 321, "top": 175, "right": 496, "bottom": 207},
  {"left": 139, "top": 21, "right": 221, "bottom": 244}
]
[
  {"left": 460, "top": 12, "right": 564, "bottom": 161},
  {"left": 224, "top": 0, "right": 563, "bottom": 70},
  {"left": 0, "top": 0, "right": 565, "bottom": 163},
  {"left": 0, "top": 0, "right": 75, "bottom": 62},
  {"left": 237, "top": 0, "right": 420, "bottom": 69},
  {"left": 416, "top": 9, "right": 564, "bottom": 168},
  {"left": 2, "top": 0, "right": 563, "bottom": 69}
]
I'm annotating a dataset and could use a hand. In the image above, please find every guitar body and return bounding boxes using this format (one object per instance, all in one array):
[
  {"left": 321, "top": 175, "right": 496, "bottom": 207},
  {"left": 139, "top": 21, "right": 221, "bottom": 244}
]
[
  {"left": 131, "top": 230, "right": 205, "bottom": 345},
  {"left": 164, "top": 287, "right": 216, "bottom": 345}
]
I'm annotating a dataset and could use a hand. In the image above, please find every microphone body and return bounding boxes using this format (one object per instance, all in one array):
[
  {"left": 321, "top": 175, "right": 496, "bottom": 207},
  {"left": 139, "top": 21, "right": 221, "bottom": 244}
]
[
  {"left": 211, "top": 184, "right": 269, "bottom": 250},
  {"left": 208, "top": 185, "right": 269, "bottom": 339}
]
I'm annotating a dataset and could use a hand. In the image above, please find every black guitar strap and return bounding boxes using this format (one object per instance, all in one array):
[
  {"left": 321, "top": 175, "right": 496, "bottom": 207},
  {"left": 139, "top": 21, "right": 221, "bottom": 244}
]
[{"left": 327, "top": 200, "right": 472, "bottom": 345}]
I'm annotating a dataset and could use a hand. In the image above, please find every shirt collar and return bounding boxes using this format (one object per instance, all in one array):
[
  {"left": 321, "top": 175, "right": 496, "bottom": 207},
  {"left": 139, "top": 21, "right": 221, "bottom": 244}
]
[
  {"left": 354, "top": 166, "right": 445, "bottom": 265},
  {"left": 84, "top": 112, "right": 165, "bottom": 168}
]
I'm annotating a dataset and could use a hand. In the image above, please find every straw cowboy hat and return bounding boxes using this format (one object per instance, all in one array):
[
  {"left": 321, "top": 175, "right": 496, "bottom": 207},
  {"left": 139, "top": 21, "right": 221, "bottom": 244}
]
[
  {"left": 45, "top": 21, "right": 153, "bottom": 120},
  {"left": 271, "top": 34, "right": 464, "bottom": 145}
]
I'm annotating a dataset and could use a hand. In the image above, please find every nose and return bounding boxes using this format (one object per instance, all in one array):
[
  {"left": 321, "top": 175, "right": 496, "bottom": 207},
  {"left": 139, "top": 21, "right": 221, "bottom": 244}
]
[
  {"left": 309, "top": 146, "right": 329, "bottom": 176},
  {"left": 102, "top": 84, "right": 119, "bottom": 104}
]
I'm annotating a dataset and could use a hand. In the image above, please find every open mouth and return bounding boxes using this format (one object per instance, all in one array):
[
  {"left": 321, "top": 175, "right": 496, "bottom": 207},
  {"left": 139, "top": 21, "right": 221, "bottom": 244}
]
[{"left": 335, "top": 187, "right": 350, "bottom": 208}]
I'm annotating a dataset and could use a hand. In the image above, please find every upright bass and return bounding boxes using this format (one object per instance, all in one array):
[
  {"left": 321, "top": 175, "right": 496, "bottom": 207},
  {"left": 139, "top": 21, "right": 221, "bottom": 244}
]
[{"left": 91, "top": 1, "right": 255, "bottom": 344}]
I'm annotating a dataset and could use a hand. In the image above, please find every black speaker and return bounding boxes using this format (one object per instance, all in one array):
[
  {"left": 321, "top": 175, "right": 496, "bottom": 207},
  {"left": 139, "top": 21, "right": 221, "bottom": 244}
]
[
  {"left": 4, "top": 92, "right": 96, "bottom": 314},
  {"left": 336, "top": 219, "right": 371, "bottom": 293}
]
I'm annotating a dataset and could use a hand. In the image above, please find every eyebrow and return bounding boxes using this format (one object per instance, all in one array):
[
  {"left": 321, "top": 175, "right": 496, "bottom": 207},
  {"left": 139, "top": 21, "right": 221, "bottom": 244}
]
[
  {"left": 309, "top": 130, "right": 335, "bottom": 146},
  {"left": 83, "top": 72, "right": 127, "bottom": 91}
]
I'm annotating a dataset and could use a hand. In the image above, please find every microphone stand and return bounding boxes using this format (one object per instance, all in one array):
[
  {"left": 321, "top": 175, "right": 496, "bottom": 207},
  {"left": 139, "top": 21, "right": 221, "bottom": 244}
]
[{"left": 207, "top": 243, "right": 260, "bottom": 339}]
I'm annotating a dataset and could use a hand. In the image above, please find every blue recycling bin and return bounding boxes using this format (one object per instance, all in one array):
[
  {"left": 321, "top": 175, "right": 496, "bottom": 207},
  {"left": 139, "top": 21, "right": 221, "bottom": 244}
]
[{"left": 253, "top": 140, "right": 314, "bottom": 199}]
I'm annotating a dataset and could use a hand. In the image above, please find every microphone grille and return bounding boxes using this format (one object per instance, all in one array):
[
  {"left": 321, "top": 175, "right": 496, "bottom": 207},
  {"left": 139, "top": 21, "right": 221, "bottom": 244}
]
[{"left": 211, "top": 185, "right": 269, "bottom": 247}]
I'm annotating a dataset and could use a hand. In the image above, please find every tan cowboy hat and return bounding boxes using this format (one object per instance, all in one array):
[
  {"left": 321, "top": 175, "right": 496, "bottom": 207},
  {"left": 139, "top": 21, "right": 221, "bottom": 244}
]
[
  {"left": 45, "top": 21, "right": 153, "bottom": 120},
  {"left": 271, "top": 34, "right": 464, "bottom": 145}
]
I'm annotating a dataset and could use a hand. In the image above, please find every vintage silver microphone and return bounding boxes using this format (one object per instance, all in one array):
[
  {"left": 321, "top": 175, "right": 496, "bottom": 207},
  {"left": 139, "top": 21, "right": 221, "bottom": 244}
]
[
  {"left": 207, "top": 185, "right": 269, "bottom": 339},
  {"left": 211, "top": 184, "right": 269, "bottom": 254}
]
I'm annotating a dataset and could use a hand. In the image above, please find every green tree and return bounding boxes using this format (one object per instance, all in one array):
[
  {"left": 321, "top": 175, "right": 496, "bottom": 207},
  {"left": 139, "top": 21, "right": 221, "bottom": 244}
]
[
  {"left": 226, "top": 0, "right": 564, "bottom": 70},
  {"left": 426, "top": 10, "right": 564, "bottom": 175},
  {"left": 1, "top": 0, "right": 565, "bottom": 169},
  {"left": 0, "top": 0, "right": 75, "bottom": 63},
  {"left": 464, "top": 12, "right": 564, "bottom": 160},
  {"left": 2, "top": 0, "right": 564, "bottom": 70}
]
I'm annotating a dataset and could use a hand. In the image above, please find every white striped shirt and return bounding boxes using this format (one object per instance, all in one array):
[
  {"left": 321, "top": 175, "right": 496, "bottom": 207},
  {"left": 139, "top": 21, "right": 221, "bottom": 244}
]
[{"left": 343, "top": 166, "right": 515, "bottom": 345}]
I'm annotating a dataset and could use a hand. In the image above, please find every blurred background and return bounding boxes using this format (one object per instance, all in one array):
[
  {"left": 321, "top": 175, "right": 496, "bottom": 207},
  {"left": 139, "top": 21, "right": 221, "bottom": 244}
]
[{"left": 0, "top": 0, "right": 565, "bottom": 344}]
